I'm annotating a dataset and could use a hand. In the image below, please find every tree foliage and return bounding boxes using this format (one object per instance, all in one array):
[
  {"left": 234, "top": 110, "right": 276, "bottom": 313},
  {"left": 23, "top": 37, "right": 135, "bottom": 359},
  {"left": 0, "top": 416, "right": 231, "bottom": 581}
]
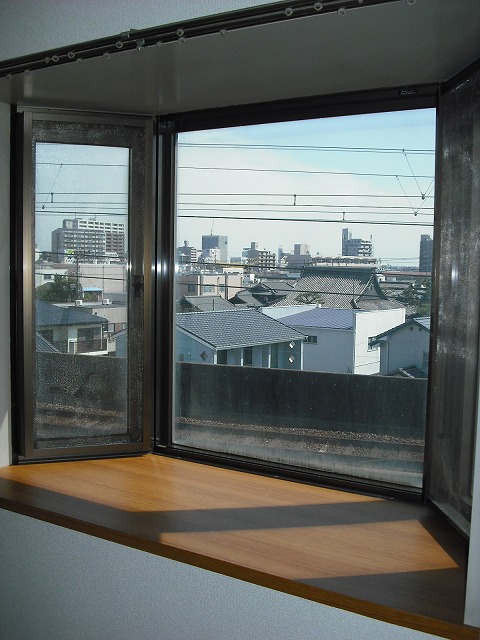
[
  {"left": 398, "top": 278, "right": 432, "bottom": 317},
  {"left": 36, "top": 275, "right": 83, "bottom": 303}
]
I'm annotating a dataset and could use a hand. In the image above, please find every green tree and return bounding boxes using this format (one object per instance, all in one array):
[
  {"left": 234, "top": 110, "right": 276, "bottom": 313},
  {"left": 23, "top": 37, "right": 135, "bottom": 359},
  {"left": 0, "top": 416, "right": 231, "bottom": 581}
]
[
  {"left": 398, "top": 279, "right": 432, "bottom": 317},
  {"left": 36, "top": 275, "right": 83, "bottom": 303}
]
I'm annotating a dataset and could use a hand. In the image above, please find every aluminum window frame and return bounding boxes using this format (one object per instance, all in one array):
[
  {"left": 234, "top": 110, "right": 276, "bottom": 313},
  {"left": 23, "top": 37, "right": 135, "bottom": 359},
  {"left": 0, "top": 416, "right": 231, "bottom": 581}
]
[
  {"left": 154, "top": 86, "right": 440, "bottom": 502},
  {"left": 13, "top": 108, "right": 155, "bottom": 461}
]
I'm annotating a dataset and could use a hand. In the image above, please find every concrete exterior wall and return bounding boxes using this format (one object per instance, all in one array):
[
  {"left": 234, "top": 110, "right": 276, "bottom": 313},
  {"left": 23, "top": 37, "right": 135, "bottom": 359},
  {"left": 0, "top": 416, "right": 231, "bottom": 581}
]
[
  {"left": 177, "top": 362, "right": 427, "bottom": 439},
  {"left": 301, "top": 327, "right": 354, "bottom": 373},
  {"left": 354, "top": 308, "right": 405, "bottom": 375}
]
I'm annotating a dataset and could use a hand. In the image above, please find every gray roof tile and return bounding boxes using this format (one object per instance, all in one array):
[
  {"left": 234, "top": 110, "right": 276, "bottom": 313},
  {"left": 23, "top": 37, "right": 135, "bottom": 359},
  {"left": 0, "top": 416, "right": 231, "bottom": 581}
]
[
  {"left": 278, "top": 308, "right": 358, "bottom": 330},
  {"left": 36, "top": 300, "right": 108, "bottom": 327},
  {"left": 176, "top": 309, "right": 306, "bottom": 349},
  {"left": 274, "top": 266, "right": 404, "bottom": 311},
  {"left": 180, "top": 295, "right": 235, "bottom": 312}
]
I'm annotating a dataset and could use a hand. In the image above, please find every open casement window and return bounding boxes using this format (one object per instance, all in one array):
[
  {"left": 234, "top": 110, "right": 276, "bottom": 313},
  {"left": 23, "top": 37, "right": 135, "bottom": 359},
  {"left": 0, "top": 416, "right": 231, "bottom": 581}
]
[
  {"left": 425, "top": 67, "right": 480, "bottom": 536},
  {"left": 16, "top": 110, "right": 153, "bottom": 460}
]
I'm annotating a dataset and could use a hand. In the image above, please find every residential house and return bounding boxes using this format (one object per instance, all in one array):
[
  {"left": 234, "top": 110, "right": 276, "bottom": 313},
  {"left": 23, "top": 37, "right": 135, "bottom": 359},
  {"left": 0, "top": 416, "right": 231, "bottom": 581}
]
[
  {"left": 176, "top": 309, "right": 305, "bottom": 369},
  {"left": 176, "top": 271, "right": 243, "bottom": 300},
  {"left": 267, "top": 306, "right": 405, "bottom": 375},
  {"left": 370, "top": 316, "right": 431, "bottom": 377},
  {"left": 36, "top": 300, "right": 109, "bottom": 355}
]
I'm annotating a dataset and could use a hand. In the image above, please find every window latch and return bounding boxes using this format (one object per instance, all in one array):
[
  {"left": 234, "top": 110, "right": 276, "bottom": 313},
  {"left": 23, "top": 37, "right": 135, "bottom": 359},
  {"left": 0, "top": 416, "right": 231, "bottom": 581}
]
[{"left": 131, "top": 274, "right": 144, "bottom": 298}]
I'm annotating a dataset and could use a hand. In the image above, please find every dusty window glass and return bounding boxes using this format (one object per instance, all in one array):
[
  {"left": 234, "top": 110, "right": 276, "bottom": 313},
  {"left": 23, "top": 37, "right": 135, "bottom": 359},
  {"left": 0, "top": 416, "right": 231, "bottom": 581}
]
[
  {"left": 18, "top": 113, "right": 151, "bottom": 458},
  {"left": 174, "top": 109, "right": 435, "bottom": 490},
  {"left": 34, "top": 143, "right": 130, "bottom": 448}
]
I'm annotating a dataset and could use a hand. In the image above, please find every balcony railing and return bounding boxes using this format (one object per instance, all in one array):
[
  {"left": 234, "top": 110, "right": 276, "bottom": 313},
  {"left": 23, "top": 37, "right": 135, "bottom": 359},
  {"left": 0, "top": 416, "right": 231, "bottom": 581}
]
[{"left": 48, "top": 338, "right": 108, "bottom": 354}]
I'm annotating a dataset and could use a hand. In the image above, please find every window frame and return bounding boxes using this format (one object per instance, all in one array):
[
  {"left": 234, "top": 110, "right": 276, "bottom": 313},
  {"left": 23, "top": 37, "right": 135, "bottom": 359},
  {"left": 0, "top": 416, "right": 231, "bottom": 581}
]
[
  {"left": 13, "top": 109, "right": 155, "bottom": 461},
  {"left": 154, "top": 86, "right": 440, "bottom": 502}
]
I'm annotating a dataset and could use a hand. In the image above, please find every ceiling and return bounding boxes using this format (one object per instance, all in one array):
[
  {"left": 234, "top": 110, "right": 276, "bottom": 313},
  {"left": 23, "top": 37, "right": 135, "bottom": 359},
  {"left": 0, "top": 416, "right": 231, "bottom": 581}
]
[{"left": 0, "top": 0, "right": 479, "bottom": 116}]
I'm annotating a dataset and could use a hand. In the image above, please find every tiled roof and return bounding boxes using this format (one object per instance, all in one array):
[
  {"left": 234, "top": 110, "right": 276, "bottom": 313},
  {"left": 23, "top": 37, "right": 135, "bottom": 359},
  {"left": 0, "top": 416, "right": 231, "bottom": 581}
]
[
  {"left": 176, "top": 309, "right": 306, "bottom": 349},
  {"left": 414, "top": 316, "right": 431, "bottom": 331},
  {"left": 277, "top": 307, "right": 358, "bottom": 330},
  {"left": 181, "top": 295, "right": 235, "bottom": 312},
  {"left": 230, "top": 280, "right": 293, "bottom": 308},
  {"left": 274, "top": 266, "right": 404, "bottom": 311},
  {"left": 254, "top": 280, "right": 295, "bottom": 293},
  {"left": 386, "top": 365, "right": 428, "bottom": 379},
  {"left": 36, "top": 300, "right": 108, "bottom": 327},
  {"left": 36, "top": 332, "right": 60, "bottom": 352},
  {"left": 229, "top": 290, "right": 265, "bottom": 307}
]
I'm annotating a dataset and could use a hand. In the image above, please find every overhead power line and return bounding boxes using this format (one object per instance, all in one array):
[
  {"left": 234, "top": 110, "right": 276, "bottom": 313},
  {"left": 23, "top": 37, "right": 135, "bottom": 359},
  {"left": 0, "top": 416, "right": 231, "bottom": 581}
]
[
  {"left": 179, "top": 166, "right": 435, "bottom": 179},
  {"left": 179, "top": 142, "right": 435, "bottom": 155}
]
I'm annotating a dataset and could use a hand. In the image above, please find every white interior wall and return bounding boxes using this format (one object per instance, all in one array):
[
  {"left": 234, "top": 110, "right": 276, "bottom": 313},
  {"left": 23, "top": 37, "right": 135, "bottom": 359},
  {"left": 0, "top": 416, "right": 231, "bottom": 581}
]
[
  {"left": 0, "top": 508, "right": 442, "bottom": 640},
  {"left": 464, "top": 373, "right": 480, "bottom": 627}
]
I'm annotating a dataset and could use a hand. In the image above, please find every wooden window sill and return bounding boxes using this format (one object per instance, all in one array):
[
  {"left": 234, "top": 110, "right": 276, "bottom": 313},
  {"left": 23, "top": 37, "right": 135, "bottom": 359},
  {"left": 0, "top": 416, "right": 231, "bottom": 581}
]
[{"left": 0, "top": 454, "right": 477, "bottom": 640}]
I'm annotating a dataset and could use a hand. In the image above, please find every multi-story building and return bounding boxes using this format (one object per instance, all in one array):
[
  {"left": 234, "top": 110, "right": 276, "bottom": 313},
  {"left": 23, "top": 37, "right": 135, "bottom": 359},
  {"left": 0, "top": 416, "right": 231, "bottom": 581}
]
[
  {"left": 419, "top": 234, "right": 434, "bottom": 272},
  {"left": 283, "top": 243, "right": 312, "bottom": 269},
  {"left": 342, "top": 228, "right": 373, "bottom": 257},
  {"left": 201, "top": 234, "right": 228, "bottom": 263},
  {"left": 176, "top": 240, "right": 198, "bottom": 266},
  {"left": 176, "top": 271, "right": 243, "bottom": 300},
  {"left": 51, "top": 218, "right": 125, "bottom": 263},
  {"left": 243, "top": 241, "right": 276, "bottom": 269}
]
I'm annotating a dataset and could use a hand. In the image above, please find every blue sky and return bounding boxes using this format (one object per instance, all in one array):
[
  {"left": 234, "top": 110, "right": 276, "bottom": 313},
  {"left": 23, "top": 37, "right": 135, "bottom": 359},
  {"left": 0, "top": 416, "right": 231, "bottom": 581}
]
[
  {"left": 176, "top": 108, "right": 436, "bottom": 265},
  {"left": 34, "top": 108, "right": 436, "bottom": 267}
]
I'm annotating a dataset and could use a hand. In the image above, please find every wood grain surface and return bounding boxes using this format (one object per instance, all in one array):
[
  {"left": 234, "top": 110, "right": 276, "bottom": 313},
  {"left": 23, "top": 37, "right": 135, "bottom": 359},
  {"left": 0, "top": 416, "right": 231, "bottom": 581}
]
[{"left": 0, "top": 454, "right": 478, "bottom": 640}]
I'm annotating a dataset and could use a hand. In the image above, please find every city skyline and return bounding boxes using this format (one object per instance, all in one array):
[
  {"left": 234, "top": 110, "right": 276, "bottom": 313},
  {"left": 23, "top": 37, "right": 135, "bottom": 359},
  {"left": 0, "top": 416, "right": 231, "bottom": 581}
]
[
  {"left": 34, "top": 109, "right": 436, "bottom": 268},
  {"left": 176, "top": 108, "right": 435, "bottom": 266}
]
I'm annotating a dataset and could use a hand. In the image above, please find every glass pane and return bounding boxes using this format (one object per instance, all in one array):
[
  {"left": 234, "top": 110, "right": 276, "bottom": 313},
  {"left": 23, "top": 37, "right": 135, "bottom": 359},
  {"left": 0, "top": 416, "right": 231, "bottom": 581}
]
[
  {"left": 426, "top": 71, "right": 480, "bottom": 534},
  {"left": 34, "top": 143, "right": 130, "bottom": 448},
  {"left": 174, "top": 109, "right": 436, "bottom": 489}
]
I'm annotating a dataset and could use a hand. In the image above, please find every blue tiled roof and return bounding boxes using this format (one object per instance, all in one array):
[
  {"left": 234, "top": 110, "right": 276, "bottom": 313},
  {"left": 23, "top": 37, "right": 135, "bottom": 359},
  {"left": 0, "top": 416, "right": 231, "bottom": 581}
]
[
  {"left": 176, "top": 309, "right": 306, "bottom": 349},
  {"left": 277, "top": 307, "right": 358, "bottom": 330}
]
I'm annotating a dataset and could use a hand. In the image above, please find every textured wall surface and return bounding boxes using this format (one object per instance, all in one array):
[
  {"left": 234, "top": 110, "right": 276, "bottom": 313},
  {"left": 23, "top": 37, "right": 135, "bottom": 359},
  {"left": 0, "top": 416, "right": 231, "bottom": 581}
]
[{"left": 0, "top": 508, "right": 441, "bottom": 640}]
